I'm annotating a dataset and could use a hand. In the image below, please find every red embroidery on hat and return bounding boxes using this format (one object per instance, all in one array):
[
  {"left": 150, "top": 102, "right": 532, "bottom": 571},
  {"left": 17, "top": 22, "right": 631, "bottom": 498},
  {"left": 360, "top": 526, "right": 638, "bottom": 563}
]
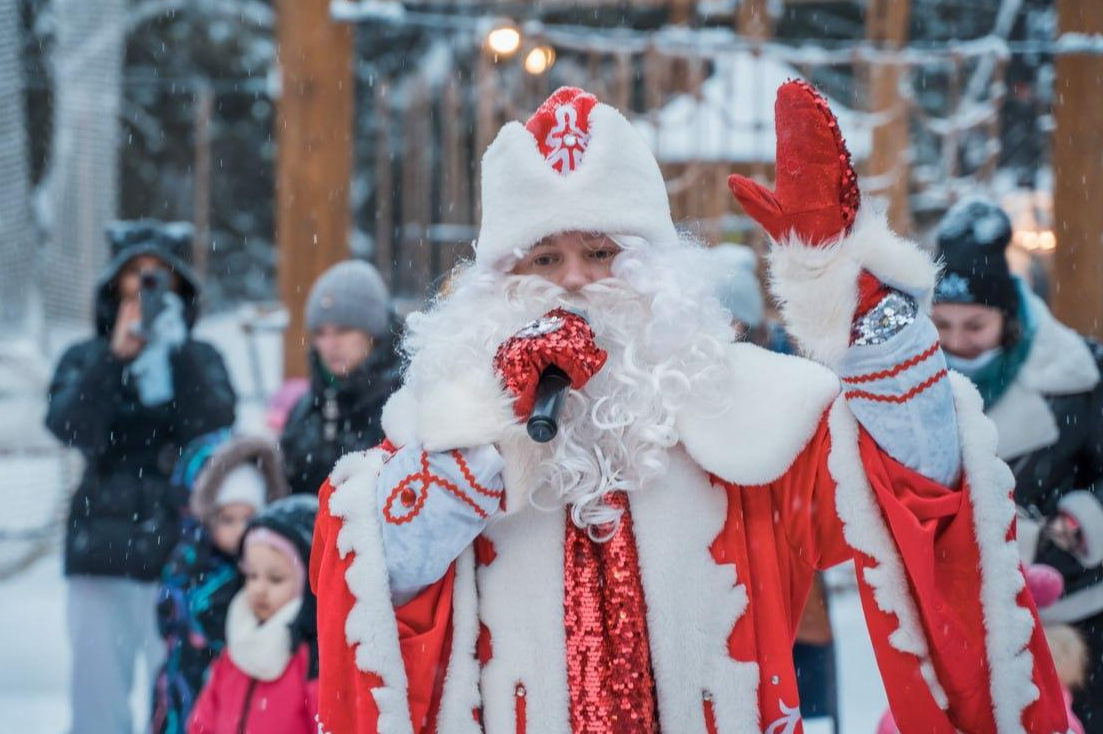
[{"left": 525, "top": 87, "right": 599, "bottom": 174}]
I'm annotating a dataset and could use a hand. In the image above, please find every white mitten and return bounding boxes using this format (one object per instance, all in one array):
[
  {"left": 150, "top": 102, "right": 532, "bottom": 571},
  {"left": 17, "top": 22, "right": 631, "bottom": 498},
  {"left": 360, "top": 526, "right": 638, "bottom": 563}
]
[{"left": 376, "top": 442, "right": 505, "bottom": 604}]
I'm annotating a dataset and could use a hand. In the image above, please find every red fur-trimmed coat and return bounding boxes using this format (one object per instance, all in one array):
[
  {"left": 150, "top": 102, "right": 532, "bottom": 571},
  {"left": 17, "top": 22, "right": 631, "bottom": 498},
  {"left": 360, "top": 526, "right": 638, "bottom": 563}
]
[
  {"left": 310, "top": 211, "right": 1069, "bottom": 734},
  {"left": 311, "top": 356, "right": 1069, "bottom": 734}
]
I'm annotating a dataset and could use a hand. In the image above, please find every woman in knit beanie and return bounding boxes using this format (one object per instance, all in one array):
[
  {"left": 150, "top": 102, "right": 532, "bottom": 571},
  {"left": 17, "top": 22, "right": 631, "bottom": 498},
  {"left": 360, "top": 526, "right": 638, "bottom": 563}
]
[
  {"left": 279, "top": 261, "right": 403, "bottom": 495},
  {"left": 932, "top": 197, "right": 1103, "bottom": 726}
]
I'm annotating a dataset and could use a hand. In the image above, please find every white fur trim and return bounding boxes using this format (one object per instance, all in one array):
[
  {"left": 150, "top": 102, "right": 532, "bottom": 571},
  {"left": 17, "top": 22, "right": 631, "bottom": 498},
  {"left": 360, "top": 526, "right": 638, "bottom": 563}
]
[
  {"left": 1057, "top": 490, "right": 1103, "bottom": 568},
  {"left": 1018, "top": 292, "right": 1100, "bottom": 397},
  {"left": 380, "top": 387, "right": 418, "bottom": 447},
  {"left": 986, "top": 292, "right": 1100, "bottom": 460},
  {"left": 382, "top": 372, "right": 517, "bottom": 454},
  {"left": 987, "top": 380, "right": 1060, "bottom": 460},
  {"left": 827, "top": 396, "right": 949, "bottom": 709},
  {"left": 767, "top": 208, "right": 939, "bottom": 369},
  {"left": 677, "top": 343, "right": 840, "bottom": 486},
  {"left": 416, "top": 367, "right": 517, "bottom": 452},
  {"left": 327, "top": 449, "right": 415, "bottom": 734},
  {"left": 437, "top": 547, "right": 483, "bottom": 734},
  {"left": 478, "top": 500, "right": 572, "bottom": 733},
  {"left": 951, "top": 372, "right": 1040, "bottom": 734},
  {"left": 630, "top": 449, "right": 760, "bottom": 734},
  {"left": 476, "top": 103, "right": 679, "bottom": 270},
  {"left": 477, "top": 450, "right": 761, "bottom": 733},
  {"left": 831, "top": 375, "right": 1042, "bottom": 729}
]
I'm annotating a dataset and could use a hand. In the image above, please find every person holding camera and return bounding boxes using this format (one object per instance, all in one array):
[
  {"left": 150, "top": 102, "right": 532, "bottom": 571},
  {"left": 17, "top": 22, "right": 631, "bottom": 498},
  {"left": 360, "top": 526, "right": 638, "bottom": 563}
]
[{"left": 45, "top": 220, "right": 236, "bottom": 734}]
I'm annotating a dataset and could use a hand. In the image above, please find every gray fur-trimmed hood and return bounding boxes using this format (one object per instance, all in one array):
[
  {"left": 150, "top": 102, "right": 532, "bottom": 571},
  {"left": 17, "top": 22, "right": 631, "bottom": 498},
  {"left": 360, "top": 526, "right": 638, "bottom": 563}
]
[{"left": 190, "top": 435, "right": 290, "bottom": 522}]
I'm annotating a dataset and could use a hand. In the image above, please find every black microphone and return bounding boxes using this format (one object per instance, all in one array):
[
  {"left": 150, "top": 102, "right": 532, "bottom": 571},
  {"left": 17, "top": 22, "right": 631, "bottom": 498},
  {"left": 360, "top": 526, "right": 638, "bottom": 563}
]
[{"left": 527, "top": 365, "right": 572, "bottom": 443}]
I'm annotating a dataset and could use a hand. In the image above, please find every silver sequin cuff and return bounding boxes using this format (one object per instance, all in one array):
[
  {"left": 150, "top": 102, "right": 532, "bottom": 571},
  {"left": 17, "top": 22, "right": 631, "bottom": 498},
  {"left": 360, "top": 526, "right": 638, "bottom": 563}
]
[{"left": 851, "top": 291, "right": 918, "bottom": 346}]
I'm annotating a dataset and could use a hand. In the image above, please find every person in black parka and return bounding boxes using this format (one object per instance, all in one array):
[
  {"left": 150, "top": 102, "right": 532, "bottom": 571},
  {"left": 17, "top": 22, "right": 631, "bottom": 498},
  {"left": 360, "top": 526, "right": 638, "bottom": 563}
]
[
  {"left": 45, "top": 220, "right": 236, "bottom": 734},
  {"left": 932, "top": 198, "right": 1103, "bottom": 731},
  {"left": 280, "top": 261, "right": 401, "bottom": 495}
]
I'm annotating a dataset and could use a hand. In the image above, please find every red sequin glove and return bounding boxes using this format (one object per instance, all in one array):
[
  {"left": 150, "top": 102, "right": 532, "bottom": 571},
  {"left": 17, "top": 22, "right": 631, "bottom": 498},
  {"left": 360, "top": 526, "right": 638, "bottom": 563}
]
[
  {"left": 727, "top": 80, "right": 886, "bottom": 331},
  {"left": 493, "top": 309, "right": 608, "bottom": 419}
]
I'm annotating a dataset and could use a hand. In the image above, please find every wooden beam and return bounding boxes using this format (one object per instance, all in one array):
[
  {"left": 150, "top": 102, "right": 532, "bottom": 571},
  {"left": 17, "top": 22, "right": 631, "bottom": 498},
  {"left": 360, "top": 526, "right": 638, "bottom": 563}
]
[
  {"left": 738, "top": 0, "right": 771, "bottom": 41},
  {"left": 1052, "top": 0, "right": 1103, "bottom": 339},
  {"left": 275, "top": 0, "right": 354, "bottom": 379},
  {"left": 865, "top": 0, "right": 911, "bottom": 235}
]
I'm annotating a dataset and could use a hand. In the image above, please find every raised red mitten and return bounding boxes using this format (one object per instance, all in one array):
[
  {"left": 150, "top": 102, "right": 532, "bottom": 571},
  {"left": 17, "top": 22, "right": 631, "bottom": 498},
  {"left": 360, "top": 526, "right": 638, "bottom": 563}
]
[
  {"left": 493, "top": 308, "right": 608, "bottom": 419},
  {"left": 728, "top": 79, "right": 860, "bottom": 246}
]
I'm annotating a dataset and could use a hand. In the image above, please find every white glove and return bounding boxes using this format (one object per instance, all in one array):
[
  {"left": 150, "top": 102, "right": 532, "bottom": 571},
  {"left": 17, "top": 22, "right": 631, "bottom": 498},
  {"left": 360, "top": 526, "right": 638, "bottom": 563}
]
[{"left": 129, "top": 292, "right": 187, "bottom": 407}]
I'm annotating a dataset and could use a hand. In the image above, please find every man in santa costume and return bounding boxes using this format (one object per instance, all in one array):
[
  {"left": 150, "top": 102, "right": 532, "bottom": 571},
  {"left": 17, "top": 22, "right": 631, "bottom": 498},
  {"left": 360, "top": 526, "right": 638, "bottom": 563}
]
[{"left": 310, "top": 83, "right": 1070, "bottom": 734}]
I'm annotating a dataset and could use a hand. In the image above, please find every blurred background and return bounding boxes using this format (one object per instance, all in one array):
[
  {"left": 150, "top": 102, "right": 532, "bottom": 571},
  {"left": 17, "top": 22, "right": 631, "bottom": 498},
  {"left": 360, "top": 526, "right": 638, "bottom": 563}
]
[{"left": 1, "top": 0, "right": 1102, "bottom": 732}]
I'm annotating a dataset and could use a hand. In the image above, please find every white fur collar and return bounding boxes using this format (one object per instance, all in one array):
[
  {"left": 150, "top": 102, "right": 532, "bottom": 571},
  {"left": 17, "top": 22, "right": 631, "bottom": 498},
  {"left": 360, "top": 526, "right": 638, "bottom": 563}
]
[
  {"left": 985, "top": 292, "right": 1099, "bottom": 460},
  {"left": 987, "top": 380, "right": 1060, "bottom": 460},
  {"left": 676, "top": 343, "right": 840, "bottom": 486},
  {"left": 767, "top": 208, "right": 939, "bottom": 370},
  {"left": 1015, "top": 291, "right": 1098, "bottom": 396},
  {"left": 226, "top": 591, "right": 300, "bottom": 682},
  {"left": 384, "top": 342, "right": 840, "bottom": 490}
]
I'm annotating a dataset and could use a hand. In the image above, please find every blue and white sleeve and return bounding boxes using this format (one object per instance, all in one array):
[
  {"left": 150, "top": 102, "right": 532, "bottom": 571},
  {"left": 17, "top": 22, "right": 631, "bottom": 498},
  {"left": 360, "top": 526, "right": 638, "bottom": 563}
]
[
  {"left": 375, "top": 442, "right": 505, "bottom": 604},
  {"left": 840, "top": 293, "right": 961, "bottom": 486}
]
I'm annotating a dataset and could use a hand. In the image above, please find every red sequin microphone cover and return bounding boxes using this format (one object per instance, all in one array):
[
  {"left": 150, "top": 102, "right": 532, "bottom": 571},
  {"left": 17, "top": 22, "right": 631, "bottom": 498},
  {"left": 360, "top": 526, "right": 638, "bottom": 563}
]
[{"left": 493, "top": 308, "right": 608, "bottom": 419}]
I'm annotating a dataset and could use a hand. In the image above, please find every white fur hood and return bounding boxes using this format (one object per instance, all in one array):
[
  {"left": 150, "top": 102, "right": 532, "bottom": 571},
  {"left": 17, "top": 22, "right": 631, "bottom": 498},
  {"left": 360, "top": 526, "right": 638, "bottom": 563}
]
[
  {"left": 381, "top": 341, "right": 840, "bottom": 489},
  {"left": 986, "top": 291, "right": 1099, "bottom": 460},
  {"left": 1015, "top": 290, "right": 1099, "bottom": 397}
]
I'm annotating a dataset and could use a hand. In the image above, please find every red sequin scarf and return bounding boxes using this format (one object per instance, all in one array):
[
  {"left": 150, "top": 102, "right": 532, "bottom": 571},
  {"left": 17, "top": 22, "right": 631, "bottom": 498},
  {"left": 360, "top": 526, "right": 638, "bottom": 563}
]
[{"left": 563, "top": 492, "right": 659, "bottom": 734}]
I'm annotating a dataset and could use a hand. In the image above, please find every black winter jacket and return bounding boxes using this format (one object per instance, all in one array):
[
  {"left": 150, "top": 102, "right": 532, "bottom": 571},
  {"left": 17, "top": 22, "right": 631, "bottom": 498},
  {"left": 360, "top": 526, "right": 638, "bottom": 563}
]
[
  {"left": 993, "top": 296, "right": 1103, "bottom": 601},
  {"left": 280, "top": 332, "right": 402, "bottom": 494},
  {"left": 45, "top": 247, "right": 235, "bottom": 581}
]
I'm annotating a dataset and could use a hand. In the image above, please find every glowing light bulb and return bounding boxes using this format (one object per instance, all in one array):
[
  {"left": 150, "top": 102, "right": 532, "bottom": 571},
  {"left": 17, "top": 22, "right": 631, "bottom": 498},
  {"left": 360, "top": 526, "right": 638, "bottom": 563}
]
[
  {"left": 486, "top": 26, "right": 521, "bottom": 57},
  {"left": 524, "top": 46, "right": 556, "bottom": 75}
]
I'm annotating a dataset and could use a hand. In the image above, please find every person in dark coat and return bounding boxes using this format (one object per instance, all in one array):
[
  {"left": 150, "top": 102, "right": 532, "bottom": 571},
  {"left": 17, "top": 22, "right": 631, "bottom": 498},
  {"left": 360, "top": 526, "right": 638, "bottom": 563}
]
[
  {"left": 279, "top": 261, "right": 401, "bottom": 495},
  {"left": 932, "top": 198, "right": 1103, "bottom": 730},
  {"left": 44, "top": 220, "right": 236, "bottom": 734},
  {"left": 151, "top": 432, "right": 289, "bottom": 734}
]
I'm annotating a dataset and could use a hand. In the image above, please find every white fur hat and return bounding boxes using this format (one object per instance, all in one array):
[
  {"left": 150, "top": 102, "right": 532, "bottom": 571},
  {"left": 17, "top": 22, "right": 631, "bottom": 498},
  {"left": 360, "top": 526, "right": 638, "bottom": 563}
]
[
  {"left": 475, "top": 87, "right": 679, "bottom": 270},
  {"left": 215, "top": 463, "right": 268, "bottom": 513}
]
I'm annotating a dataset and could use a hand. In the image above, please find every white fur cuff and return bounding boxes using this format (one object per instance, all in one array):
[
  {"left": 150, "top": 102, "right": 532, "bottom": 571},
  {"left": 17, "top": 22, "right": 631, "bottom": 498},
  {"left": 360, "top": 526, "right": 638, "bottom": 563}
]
[
  {"left": 381, "top": 370, "right": 518, "bottom": 454},
  {"left": 767, "top": 209, "right": 939, "bottom": 370},
  {"left": 1057, "top": 490, "right": 1103, "bottom": 568}
]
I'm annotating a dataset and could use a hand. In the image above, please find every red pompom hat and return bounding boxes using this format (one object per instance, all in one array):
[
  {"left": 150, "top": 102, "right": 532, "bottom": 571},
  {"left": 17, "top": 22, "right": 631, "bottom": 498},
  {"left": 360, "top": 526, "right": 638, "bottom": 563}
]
[{"left": 475, "top": 87, "right": 679, "bottom": 270}]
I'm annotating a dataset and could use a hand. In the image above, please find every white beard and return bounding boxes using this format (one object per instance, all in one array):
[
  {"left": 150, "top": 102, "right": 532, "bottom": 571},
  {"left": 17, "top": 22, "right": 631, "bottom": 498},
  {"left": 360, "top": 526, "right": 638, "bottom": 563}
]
[{"left": 401, "top": 238, "right": 736, "bottom": 537}]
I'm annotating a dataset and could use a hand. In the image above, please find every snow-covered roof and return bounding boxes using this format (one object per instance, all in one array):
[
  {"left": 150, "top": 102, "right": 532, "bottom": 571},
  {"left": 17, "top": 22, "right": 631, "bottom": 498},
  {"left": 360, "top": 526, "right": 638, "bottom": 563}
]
[{"left": 633, "top": 50, "right": 871, "bottom": 164}]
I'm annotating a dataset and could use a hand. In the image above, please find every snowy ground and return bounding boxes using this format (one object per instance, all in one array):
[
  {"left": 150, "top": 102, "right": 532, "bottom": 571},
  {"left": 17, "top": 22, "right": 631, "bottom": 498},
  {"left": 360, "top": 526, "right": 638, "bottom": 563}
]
[{"left": 0, "top": 311, "right": 888, "bottom": 733}]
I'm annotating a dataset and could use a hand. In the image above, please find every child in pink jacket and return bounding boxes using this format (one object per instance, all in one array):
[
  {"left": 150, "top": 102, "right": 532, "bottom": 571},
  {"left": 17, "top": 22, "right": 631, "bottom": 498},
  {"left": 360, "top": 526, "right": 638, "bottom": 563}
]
[{"left": 189, "top": 496, "right": 319, "bottom": 734}]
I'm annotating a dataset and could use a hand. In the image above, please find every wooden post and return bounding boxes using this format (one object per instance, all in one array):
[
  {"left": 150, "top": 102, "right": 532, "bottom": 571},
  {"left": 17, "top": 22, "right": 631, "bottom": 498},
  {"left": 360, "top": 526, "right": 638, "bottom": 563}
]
[
  {"left": 865, "top": 0, "right": 912, "bottom": 235},
  {"left": 275, "top": 0, "right": 354, "bottom": 379},
  {"left": 374, "top": 82, "right": 395, "bottom": 288},
  {"left": 738, "top": 0, "right": 771, "bottom": 41},
  {"left": 1052, "top": 0, "right": 1103, "bottom": 339},
  {"left": 401, "top": 79, "right": 432, "bottom": 297},
  {"left": 192, "top": 86, "right": 213, "bottom": 283}
]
